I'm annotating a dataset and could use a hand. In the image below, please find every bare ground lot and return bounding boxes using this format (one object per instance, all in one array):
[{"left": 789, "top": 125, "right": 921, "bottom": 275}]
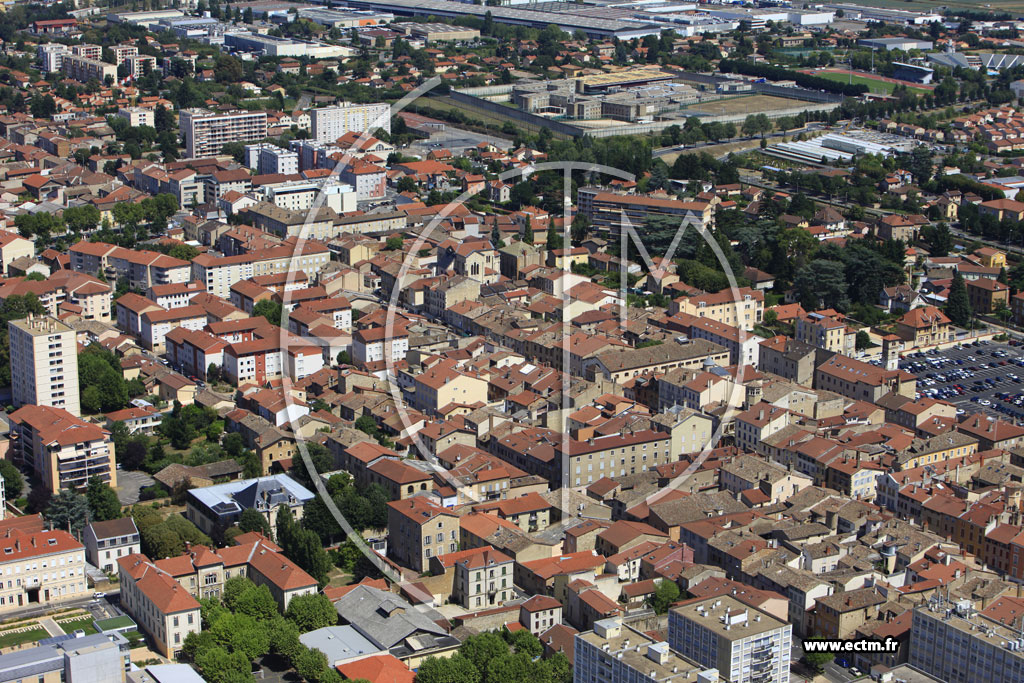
[{"left": 681, "top": 95, "right": 809, "bottom": 117}]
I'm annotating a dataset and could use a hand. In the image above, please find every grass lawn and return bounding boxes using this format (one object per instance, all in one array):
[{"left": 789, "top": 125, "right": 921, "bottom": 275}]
[
  {"left": 58, "top": 617, "right": 97, "bottom": 635},
  {"left": 0, "top": 627, "right": 48, "bottom": 649},
  {"left": 814, "top": 71, "right": 931, "bottom": 96},
  {"left": 95, "top": 616, "right": 136, "bottom": 631}
]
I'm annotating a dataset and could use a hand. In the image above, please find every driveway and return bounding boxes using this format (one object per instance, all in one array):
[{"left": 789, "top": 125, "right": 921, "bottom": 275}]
[
  {"left": 253, "top": 654, "right": 302, "bottom": 682},
  {"left": 116, "top": 471, "right": 154, "bottom": 505}
]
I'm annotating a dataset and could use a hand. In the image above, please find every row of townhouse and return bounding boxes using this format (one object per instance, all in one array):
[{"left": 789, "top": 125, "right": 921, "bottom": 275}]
[
  {"left": 118, "top": 534, "right": 317, "bottom": 658},
  {"left": 69, "top": 241, "right": 191, "bottom": 290}
]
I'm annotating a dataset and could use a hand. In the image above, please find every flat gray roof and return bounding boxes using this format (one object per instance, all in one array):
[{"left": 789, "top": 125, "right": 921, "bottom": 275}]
[{"left": 345, "top": 0, "right": 663, "bottom": 37}]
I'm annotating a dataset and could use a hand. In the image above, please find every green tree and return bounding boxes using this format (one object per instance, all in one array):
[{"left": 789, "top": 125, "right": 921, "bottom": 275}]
[
  {"left": 545, "top": 223, "right": 562, "bottom": 251},
  {"left": 570, "top": 213, "right": 590, "bottom": 244},
  {"left": 276, "top": 506, "right": 332, "bottom": 585},
  {"left": 802, "top": 638, "right": 835, "bottom": 672},
  {"left": 946, "top": 269, "right": 973, "bottom": 328},
  {"left": 86, "top": 475, "right": 122, "bottom": 521},
  {"left": 294, "top": 646, "right": 332, "bottom": 682},
  {"left": 0, "top": 461, "right": 23, "bottom": 501},
  {"left": 78, "top": 345, "right": 130, "bottom": 413},
  {"left": 238, "top": 508, "right": 271, "bottom": 537},
  {"left": 522, "top": 215, "right": 533, "bottom": 243},
  {"left": 648, "top": 579, "right": 680, "bottom": 613},
  {"left": 45, "top": 489, "right": 91, "bottom": 536},
  {"left": 461, "top": 632, "right": 508, "bottom": 672},
  {"left": 793, "top": 259, "right": 850, "bottom": 312},
  {"left": 285, "top": 593, "right": 337, "bottom": 632},
  {"left": 253, "top": 299, "right": 282, "bottom": 327},
  {"left": 63, "top": 205, "right": 101, "bottom": 234},
  {"left": 855, "top": 330, "right": 872, "bottom": 350},
  {"left": 414, "top": 654, "right": 482, "bottom": 683},
  {"left": 194, "top": 645, "right": 251, "bottom": 683}
]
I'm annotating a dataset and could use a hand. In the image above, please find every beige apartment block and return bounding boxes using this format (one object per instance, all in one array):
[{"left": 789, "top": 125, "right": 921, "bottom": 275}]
[{"left": 9, "top": 315, "right": 81, "bottom": 417}]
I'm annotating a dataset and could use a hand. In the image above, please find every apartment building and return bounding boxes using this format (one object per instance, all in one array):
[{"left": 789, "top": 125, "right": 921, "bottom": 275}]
[
  {"left": 110, "top": 43, "right": 138, "bottom": 64},
  {"left": 353, "top": 326, "right": 410, "bottom": 367},
  {"left": 179, "top": 108, "right": 269, "bottom": 159},
  {"left": 149, "top": 537, "right": 317, "bottom": 611},
  {"left": 794, "top": 312, "right": 854, "bottom": 355},
  {"left": 38, "top": 43, "right": 68, "bottom": 72},
  {"left": 579, "top": 188, "right": 713, "bottom": 237},
  {"left": 84, "top": 518, "right": 141, "bottom": 574},
  {"left": 586, "top": 339, "right": 730, "bottom": 383},
  {"left": 191, "top": 242, "right": 331, "bottom": 298},
  {"left": 673, "top": 288, "right": 765, "bottom": 332},
  {"left": 125, "top": 54, "right": 157, "bottom": 78},
  {"left": 165, "top": 328, "right": 227, "bottom": 380},
  {"left": 0, "top": 523, "right": 89, "bottom": 613},
  {"left": 575, "top": 617, "right": 716, "bottom": 683},
  {"left": 310, "top": 102, "right": 391, "bottom": 143},
  {"left": 669, "top": 596, "right": 792, "bottom": 683},
  {"left": 813, "top": 354, "right": 916, "bottom": 403},
  {"left": 62, "top": 54, "right": 117, "bottom": 83},
  {"left": 9, "top": 405, "right": 117, "bottom": 493},
  {"left": 140, "top": 305, "right": 208, "bottom": 352},
  {"left": 909, "top": 598, "right": 1024, "bottom": 683},
  {"left": 95, "top": 248, "right": 191, "bottom": 290},
  {"left": 387, "top": 497, "right": 459, "bottom": 573},
  {"left": 339, "top": 160, "right": 387, "bottom": 200},
  {"left": 688, "top": 317, "right": 763, "bottom": 367},
  {"left": 0, "top": 232, "right": 34, "bottom": 276},
  {"left": 118, "top": 554, "right": 202, "bottom": 658},
  {"left": 560, "top": 429, "right": 673, "bottom": 489},
  {"left": 262, "top": 181, "right": 356, "bottom": 214},
  {"left": 245, "top": 143, "right": 299, "bottom": 175},
  {"left": 9, "top": 315, "right": 81, "bottom": 417},
  {"left": 431, "top": 546, "right": 514, "bottom": 610},
  {"left": 222, "top": 336, "right": 325, "bottom": 385},
  {"left": 243, "top": 202, "right": 336, "bottom": 240},
  {"left": 118, "top": 106, "right": 155, "bottom": 128}
]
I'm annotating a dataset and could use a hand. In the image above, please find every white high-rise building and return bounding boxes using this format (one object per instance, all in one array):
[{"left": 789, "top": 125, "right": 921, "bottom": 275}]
[
  {"left": 179, "top": 108, "right": 269, "bottom": 159},
  {"left": 669, "top": 596, "right": 792, "bottom": 683},
  {"left": 310, "top": 102, "right": 390, "bottom": 144},
  {"left": 37, "top": 43, "right": 69, "bottom": 73},
  {"left": 9, "top": 315, "right": 81, "bottom": 417}
]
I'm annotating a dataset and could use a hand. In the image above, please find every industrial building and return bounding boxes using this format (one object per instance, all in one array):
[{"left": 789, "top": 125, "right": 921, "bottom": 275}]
[
  {"left": 858, "top": 37, "right": 934, "bottom": 52},
  {"left": 344, "top": 0, "right": 663, "bottom": 39},
  {"left": 223, "top": 31, "right": 351, "bottom": 58},
  {"left": 767, "top": 130, "right": 916, "bottom": 165},
  {"left": 296, "top": 7, "right": 394, "bottom": 28}
]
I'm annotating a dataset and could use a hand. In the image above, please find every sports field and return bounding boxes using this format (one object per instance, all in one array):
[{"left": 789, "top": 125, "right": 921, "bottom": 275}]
[
  {"left": 811, "top": 71, "right": 933, "bottom": 95},
  {"left": 683, "top": 95, "right": 807, "bottom": 117}
]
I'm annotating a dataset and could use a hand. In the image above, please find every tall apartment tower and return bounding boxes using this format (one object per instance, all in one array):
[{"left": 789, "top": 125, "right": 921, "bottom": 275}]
[
  {"left": 310, "top": 102, "right": 390, "bottom": 144},
  {"left": 179, "top": 108, "right": 269, "bottom": 159},
  {"left": 9, "top": 315, "right": 81, "bottom": 417},
  {"left": 669, "top": 596, "right": 792, "bottom": 683}
]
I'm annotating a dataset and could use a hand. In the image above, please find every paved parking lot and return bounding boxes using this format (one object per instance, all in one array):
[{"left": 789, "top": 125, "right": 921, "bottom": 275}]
[
  {"left": 116, "top": 470, "right": 154, "bottom": 505},
  {"left": 901, "top": 340, "right": 1024, "bottom": 424}
]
